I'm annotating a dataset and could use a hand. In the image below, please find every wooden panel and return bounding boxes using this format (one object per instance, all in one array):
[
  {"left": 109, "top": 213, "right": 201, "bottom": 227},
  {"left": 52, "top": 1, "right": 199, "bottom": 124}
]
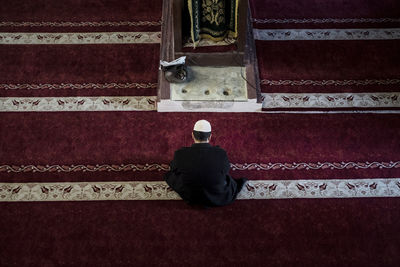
[
  {"left": 157, "top": 0, "right": 174, "bottom": 100},
  {"left": 173, "top": 0, "right": 183, "bottom": 53},
  {"left": 244, "top": 3, "right": 261, "bottom": 101},
  {"left": 236, "top": 0, "right": 248, "bottom": 53}
]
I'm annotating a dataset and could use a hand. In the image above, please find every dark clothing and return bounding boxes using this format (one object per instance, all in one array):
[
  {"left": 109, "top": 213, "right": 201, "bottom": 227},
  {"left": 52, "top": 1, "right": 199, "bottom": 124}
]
[{"left": 164, "top": 143, "right": 246, "bottom": 207}]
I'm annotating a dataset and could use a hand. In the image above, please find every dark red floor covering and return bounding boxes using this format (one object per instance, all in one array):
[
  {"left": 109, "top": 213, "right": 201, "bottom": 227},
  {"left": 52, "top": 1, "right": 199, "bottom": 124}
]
[
  {"left": 0, "top": 0, "right": 162, "bottom": 32},
  {"left": 249, "top": 0, "right": 400, "bottom": 29},
  {"left": 0, "top": 45, "right": 160, "bottom": 97},
  {"left": 0, "top": 0, "right": 161, "bottom": 98},
  {"left": 1, "top": 167, "right": 399, "bottom": 184},
  {"left": 3, "top": 1, "right": 399, "bottom": 266},
  {"left": 256, "top": 40, "right": 400, "bottom": 93},
  {"left": 1, "top": 199, "right": 399, "bottom": 266},
  {"left": 1, "top": 112, "right": 399, "bottom": 182}
]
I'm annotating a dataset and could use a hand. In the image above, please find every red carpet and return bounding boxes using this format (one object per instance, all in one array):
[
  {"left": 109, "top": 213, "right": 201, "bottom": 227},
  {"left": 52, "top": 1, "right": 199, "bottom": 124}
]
[
  {"left": 1, "top": 0, "right": 400, "bottom": 266},
  {"left": 0, "top": 45, "right": 159, "bottom": 97},
  {"left": 250, "top": 0, "right": 400, "bottom": 29},
  {"left": 0, "top": 0, "right": 161, "bottom": 112},
  {"left": 256, "top": 40, "right": 400, "bottom": 93},
  {"left": 249, "top": 0, "right": 400, "bottom": 111},
  {"left": 1, "top": 199, "right": 400, "bottom": 266},
  {"left": 0, "top": 0, "right": 162, "bottom": 32},
  {"left": 1, "top": 113, "right": 399, "bottom": 182}
]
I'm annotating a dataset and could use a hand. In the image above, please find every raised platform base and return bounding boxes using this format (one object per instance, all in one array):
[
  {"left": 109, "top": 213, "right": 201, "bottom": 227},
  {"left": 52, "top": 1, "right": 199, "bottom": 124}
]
[
  {"left": 157, "top": 0, "right": 262, "bottom": 112},
  {"left": 171, "top": 66, "right": 248, "bottom": 101},
  {"left": 157, "top": 99, "right": 262, "bottom": 112}
]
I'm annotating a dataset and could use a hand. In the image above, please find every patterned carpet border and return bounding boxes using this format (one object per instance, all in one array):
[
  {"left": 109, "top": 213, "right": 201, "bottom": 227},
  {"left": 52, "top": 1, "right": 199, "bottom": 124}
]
[
  {"left": 0, "top": 96, "right": 157, "bottom": 112},
  {"left": 261, "top": 93, "right": 400, "bottom": 109},
  {"left": 252, "top": 18, "right": 400, "bottom": 24},
  {"left": 0, "top": 83, "right": 157, "bottom": 90},
  {"left": 0, "top": 21, "right": 161, "bottom": 27},
  {"left": 1, "top": 179, "right": 399, "bottom": 201},
  {"left": 254, "top": 28, "right": 400, "bottom": 40},
  {"left": 1, "top": 161, "right": 399, "bottom": 173},
  {"left": 260, "top": 79, "right": 400, "bottom": 86},
  {"left": 0, "top": 32, "right": 161, "bottom": 44}
]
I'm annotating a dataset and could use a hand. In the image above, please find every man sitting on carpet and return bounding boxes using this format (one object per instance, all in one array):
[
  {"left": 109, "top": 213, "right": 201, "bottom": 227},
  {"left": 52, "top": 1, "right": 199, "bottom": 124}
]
[{"left": 164, "top": 120, "right": 247, "bottom": 207}]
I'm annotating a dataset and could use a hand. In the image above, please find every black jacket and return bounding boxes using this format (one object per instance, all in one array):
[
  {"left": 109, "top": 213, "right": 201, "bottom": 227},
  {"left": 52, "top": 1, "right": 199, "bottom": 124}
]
[{"left": 164, "top": 143, "right": 239, "bottom": 207}]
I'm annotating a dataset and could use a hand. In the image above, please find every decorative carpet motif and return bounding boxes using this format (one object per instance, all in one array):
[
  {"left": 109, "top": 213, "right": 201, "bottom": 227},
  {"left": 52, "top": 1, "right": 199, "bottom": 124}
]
[
  {"left": 252, "top": 18, "right": 400, "bottom": 24},
  {"left": 0, "top": 21, "right": 161, "bottom": 27},
  {"left": 0, "top": 96, "right": 157, "bottom": 112},
  {"left": 262, "top": 93, "right": 400, "bottom": 109},
  {"left": 1, "top": 161, "right": 399, "bottom": 173},
  {"left": 253, "top": 28, "right": 400, "bottom": 41},
  {"left": 1, "top": 179, "right": 399, "bottom": 202},
  {"left": 187, "top": 0, "right": 239, "bottom": 45},
  {"left": 232, "top": 162, "right": 400, "bottom": 171},
  {"left": 0, "top": 32, "right": 161, "bottom": 45},
  {"left": 0, "top": 82, "right": 157, "bottom": 90},
  {"left": 260, "top": 79, "right": 400, "bottom": 86}
]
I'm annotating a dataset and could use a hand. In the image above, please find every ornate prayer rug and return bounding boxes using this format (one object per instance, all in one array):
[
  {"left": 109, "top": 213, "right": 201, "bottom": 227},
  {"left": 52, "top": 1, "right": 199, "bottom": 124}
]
[{"left": 186, "top": 0, "right": 239, "bottom": 46}]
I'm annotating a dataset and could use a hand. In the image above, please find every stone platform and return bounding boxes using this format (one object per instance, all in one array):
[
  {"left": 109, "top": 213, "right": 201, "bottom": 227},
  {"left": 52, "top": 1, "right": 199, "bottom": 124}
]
[
  {"left": 157, "top": 0, "right": 262, "bottom": 112},
  {"left": 171, "top": 66, "right": 248, "bottom": 101}
]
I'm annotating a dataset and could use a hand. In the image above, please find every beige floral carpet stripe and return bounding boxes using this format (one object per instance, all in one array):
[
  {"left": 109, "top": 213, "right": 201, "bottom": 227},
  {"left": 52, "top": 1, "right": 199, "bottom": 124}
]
[
  {"left": 1, "top": 161, "right": 399, "bottom": 173},
  {"left": 0, "top": 32, "right": 161, "bottom": 44},
  {"left": 1, "top": 179, "right": 399, "bottom": 202},
  {"left": 252, "top": 18, "right": 400, "bottom": 24},
  {"left": 0, "top": 96, "right": 157, "bottom": 112},
  {"left": 0, "top": 21, "right": 161, "bottom": 27},
  {"left": 0, "top": 82, "right": 157, "bottom": 90},
  {"left": 262, "top": 92, "right": 400, "bottom": 109},
  {"left": 260, "top": 79, "right": 400, "bottom": 86},
  {"left": 254, "top": 28, "right": 400, "bottom": 40}
]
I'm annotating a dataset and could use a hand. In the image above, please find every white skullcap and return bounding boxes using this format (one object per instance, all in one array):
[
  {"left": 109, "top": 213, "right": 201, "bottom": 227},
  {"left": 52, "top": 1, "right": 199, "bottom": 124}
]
[{"left": 193, "top": 120, "right": 211, "bottom": 132}]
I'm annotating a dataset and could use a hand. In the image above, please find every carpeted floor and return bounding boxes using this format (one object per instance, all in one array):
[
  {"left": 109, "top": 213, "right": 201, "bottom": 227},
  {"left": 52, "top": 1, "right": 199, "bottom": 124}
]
[
  {"left": 1, "top": 199, "right": 400, "bottom": 266},
  {"left": 256, "top": 41, "right": 400, "bottom": 93},
  {"left": 0, "top": 0, "right": 162, "bottom": 112},
  {"left": 1, "top": 113, "right": 400, "bottom": 182},
  {"left": 1, "top": 0, "right": 400, "bottom": 266},
  {"left": 0, "top": 45, "right": 159, "bottom": 97},
  {"left": 250, "top": 0, "right": 400, "bottom": 29},
  {"left": 250, "top": 0, "right": 400, "bottom": 111},
  {"left": 0, "top": 0, "right": 163, "bottom": 32}
]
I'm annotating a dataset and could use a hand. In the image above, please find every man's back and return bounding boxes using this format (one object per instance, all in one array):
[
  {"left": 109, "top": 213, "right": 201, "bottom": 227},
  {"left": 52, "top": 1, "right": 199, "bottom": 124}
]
[
  {"left": 165, "top": 143, "right": 239, "bottom": 207},
  {"left": 164, "top": 119, "right": 247, "bottom": 207}
]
